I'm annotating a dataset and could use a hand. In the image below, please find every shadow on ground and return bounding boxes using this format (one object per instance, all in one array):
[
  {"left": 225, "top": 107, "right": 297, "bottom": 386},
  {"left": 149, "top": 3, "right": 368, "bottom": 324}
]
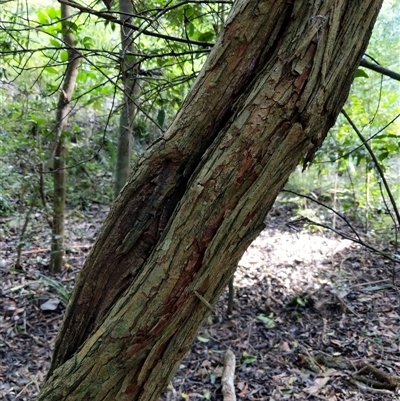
[{"left": 1, "top": 205, "right": 400, "bottom": 400}]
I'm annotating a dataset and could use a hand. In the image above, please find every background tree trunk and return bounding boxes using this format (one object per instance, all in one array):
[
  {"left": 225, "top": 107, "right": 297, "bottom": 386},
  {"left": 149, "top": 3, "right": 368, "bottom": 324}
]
[
  {"left": 50, "top": 137, "right": 66, "bottom": 273},
  {"left": 49, "top": 3, "right": 81, "bottom": 273},
  {"left": 114, "top": 0, "right": 139, "bottom": 198},
  {"left": 41, "top": 0, "right": 383, "bottom": 399}
]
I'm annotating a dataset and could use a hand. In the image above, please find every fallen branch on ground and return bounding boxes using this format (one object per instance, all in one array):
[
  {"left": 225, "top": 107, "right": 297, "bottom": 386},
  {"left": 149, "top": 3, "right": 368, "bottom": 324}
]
[{"left": 222, "top": 349, "right": 236, "bottom": 401}]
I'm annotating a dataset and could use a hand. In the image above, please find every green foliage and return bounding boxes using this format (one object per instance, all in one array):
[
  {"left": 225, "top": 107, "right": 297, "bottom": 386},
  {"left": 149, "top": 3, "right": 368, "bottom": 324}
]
[
  {"left": 285, "top": 2, "right": 400, "bottom": 243},
  {"left": 0, "top": 0, "right": 227, "bottom": 218},
  {"left": 0, "top": 0, "right": 399, "bottom": 253}
]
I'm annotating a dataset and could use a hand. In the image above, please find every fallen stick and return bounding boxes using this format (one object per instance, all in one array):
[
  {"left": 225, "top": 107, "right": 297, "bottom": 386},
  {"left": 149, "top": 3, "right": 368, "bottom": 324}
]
[{"left": 222, "top": 349, "right": 236, "bottom": 401}]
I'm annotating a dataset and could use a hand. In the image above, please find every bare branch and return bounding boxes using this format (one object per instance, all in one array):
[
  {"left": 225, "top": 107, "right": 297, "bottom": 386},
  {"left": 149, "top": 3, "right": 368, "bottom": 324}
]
[
  {"left": 58, "top": 0, "right": 215, "bottom": 48},
  {"left": 360, "top": 58, "right": 400, "bottom": 82},
  {"left": 288, "top": 217, "right": 400, "bottom": 264},
  {"left": 342, "top": 109, "right": 400, "bottom": 231}
]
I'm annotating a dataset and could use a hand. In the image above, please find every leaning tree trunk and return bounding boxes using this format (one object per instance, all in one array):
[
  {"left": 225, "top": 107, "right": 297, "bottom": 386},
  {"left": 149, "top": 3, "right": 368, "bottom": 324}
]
[
  {"left": 49, "top": 3, "right": 81, "bottom": 273},
  {"left": 40, "top": 0, "right": 383, "bottom": 399}
]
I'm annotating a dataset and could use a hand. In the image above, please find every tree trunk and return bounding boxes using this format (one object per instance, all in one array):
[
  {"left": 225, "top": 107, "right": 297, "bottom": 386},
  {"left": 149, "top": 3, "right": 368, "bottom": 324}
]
[
  {"left": 114, "top": 0, "right": 139, "bottom": 198},
  {"left": 40, "top": 0, "right": 383, "bottom": 399},
  {"left": 50, "top": 137, "right": 66, "bottom": 273},
  {"left": 49, "top": 3, "right": 81, "bottom": 272}
]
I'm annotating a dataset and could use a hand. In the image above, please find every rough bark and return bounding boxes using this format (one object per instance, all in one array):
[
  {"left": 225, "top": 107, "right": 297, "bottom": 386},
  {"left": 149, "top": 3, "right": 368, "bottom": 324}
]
[
  {"left": 49, "top": 3, "right": 81, "bottom": 272},
  {"left": 50, "top": 0, "right": 299, "bottom": 370},
  {"left": 114, "top": 0, "right": 139, "bottom": 198},
  {"left": 40, "top": 0, "right": 383, "bottom": 400}
]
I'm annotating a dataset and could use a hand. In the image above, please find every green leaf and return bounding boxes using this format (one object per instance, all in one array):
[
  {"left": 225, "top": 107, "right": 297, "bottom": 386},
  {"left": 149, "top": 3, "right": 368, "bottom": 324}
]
[
  {"left": 197, "top": 335, "right": 209, "bottom": 343},
  {"left": 47, "top": 7, "right": 60, "bottom": 20},
  {"left": 354, "top": 68, "right": 369, "bottom": 79},
  {"left": 184, "top": 6, "right": 195, "bottom": 18},
  {"left": 49, "top": 38, "right": 61, "bottom": 47},
  {"left": 157, "top": 109, "right": 166, "bottom": 127},
  {"left": 82, "top": 36, "right": 94, "bottom": 48},
  {"left": 92, "top": 101, "right": 103, "bottom": 111},
  {"left": 378, "top": 151, "right": 389, "bottom": 161},
  {"left": 156, "top": 58, "right": 165, "bottom": 68},
  {"left": 386, "top": 143, "right": 398, "bottom": 152},
  {"left": 28, "top": 115, "right": 46, "bottom": 125},
  {"left": 63, "top": 21, "right": 79, "bottom": 32},
  {"left": 60, "top": 50, "right": 68, "bottom": 62},
  {"left": 37, "top": 10, "right": 49, "bottom": 25},
  {"left": 289, "top": 295, "right": 308, "bottom": 307},
  {"left": 241, "top": 351, "right": 257, "bottom": 365},
  {"left": 45, "top": 66, "right": 58, "bottom": 74},
  {"left": 197, "top": 31, "right": 214, "bottom": 42},
  {"left": 187, "top": 22, "right": 195, "bottom": 37},
  {"left": 257, "top": 313, "right": 276, "bottom": 328},
  {"left": 296, "top": 296, "right": 306, "bottom": 306}
]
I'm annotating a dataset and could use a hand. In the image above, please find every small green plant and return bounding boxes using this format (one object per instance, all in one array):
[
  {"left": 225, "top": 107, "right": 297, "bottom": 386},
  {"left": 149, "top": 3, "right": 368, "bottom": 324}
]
[
  {"left": 287, "top": 294, "right": 311, "bottom": 308},
  {"left": 241, "top": 351, "right": 257, "bottom": 366},
  {"left": 39, "top": 274, "right": 70, "bottom": 305},
  {"left": 257, "top": 313, "right": 276, "bottom": 328}
]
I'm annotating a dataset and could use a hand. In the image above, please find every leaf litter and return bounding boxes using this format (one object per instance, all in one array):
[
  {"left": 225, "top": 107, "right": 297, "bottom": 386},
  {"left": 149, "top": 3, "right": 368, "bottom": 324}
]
[{"left": 1, "top": 204, "right": 400, "bottom": 400}]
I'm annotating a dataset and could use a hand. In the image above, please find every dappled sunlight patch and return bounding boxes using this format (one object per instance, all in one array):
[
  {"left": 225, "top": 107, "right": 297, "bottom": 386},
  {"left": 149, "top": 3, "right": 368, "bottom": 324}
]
[{"left": 237, "top": 221, "right": 354, "bottom": 297}]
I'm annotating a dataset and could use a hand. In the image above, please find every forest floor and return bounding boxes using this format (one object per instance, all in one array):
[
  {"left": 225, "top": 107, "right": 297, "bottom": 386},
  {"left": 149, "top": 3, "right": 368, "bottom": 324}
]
[{"left": 1, "top": 203, "right": 400, "bottom": 400}]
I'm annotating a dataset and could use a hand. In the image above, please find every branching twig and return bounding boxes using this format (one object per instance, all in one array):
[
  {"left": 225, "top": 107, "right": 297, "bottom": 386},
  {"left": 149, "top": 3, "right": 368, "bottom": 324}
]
[
  {"left": 289, "top": 217, "right": 400, "bottom": 264},
  {"left": 282, "top": 189, "right": 361, "bottom": 240},
  {"left": 342, "top": 109, "right": 400, "bottom": 231},
  {"left": 58, "top": 0, "right": 214, "bottom": 48},
  {"left": 320, "top": 112, "right": 400, "bottom": 164}
]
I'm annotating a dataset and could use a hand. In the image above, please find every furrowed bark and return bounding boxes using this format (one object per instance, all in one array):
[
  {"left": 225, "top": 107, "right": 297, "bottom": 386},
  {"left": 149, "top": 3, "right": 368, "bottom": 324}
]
[
  {"left": 49, "top": 0, "right": 300, "bottom": 371},
  {"left": 41, "top": 1, "right": 383, "bottom": 400}
]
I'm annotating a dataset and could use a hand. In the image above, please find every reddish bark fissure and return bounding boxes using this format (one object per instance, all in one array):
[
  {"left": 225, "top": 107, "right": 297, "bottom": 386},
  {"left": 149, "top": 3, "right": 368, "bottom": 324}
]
[{"left": 40, "top": 1, "right": 384, "bottom": 400}]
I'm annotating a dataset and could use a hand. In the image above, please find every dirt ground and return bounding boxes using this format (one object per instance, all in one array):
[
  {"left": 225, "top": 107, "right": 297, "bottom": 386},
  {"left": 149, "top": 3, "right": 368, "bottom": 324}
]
[{"left": 1, "top": 204, "right": 400, "bottom": 400}]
